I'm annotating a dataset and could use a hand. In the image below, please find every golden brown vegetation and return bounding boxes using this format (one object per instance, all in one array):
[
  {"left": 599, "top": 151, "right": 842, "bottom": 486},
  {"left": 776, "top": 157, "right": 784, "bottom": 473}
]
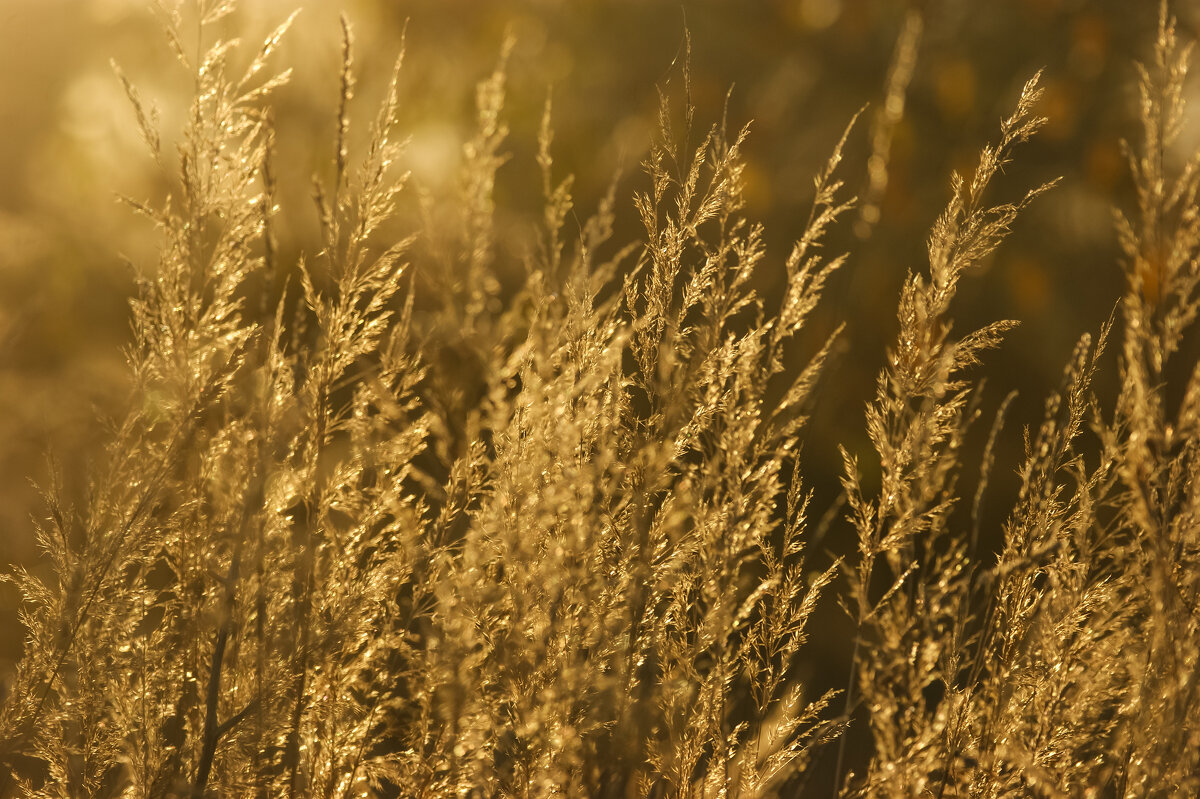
[{"left": 1, "top": 1, "right": 1198, "bottom": 796}]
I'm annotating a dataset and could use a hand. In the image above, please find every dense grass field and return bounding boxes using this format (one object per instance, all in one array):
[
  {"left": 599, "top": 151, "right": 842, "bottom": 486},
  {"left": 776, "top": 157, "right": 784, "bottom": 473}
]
[{"left": 0, "top": 1, "right": 1198, "bottom": 796}]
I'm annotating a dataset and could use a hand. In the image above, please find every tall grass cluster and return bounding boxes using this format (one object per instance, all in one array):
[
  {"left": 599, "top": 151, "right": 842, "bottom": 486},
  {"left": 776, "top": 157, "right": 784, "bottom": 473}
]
[{"left": 1, "top": 1, "right": 1198, "bottom": 796}]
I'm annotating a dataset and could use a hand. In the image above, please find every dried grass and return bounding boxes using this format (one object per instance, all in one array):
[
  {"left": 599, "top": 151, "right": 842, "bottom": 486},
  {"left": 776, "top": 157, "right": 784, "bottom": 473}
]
[{"left": 1, "top": 1, "right": 1198, "bottom": 797}]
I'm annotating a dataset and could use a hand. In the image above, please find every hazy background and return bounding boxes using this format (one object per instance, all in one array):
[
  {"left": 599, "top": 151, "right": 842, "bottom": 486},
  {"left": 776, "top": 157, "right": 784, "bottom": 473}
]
[{"left": 0, "top": 0, "right": 1192, "bottom": 784}]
